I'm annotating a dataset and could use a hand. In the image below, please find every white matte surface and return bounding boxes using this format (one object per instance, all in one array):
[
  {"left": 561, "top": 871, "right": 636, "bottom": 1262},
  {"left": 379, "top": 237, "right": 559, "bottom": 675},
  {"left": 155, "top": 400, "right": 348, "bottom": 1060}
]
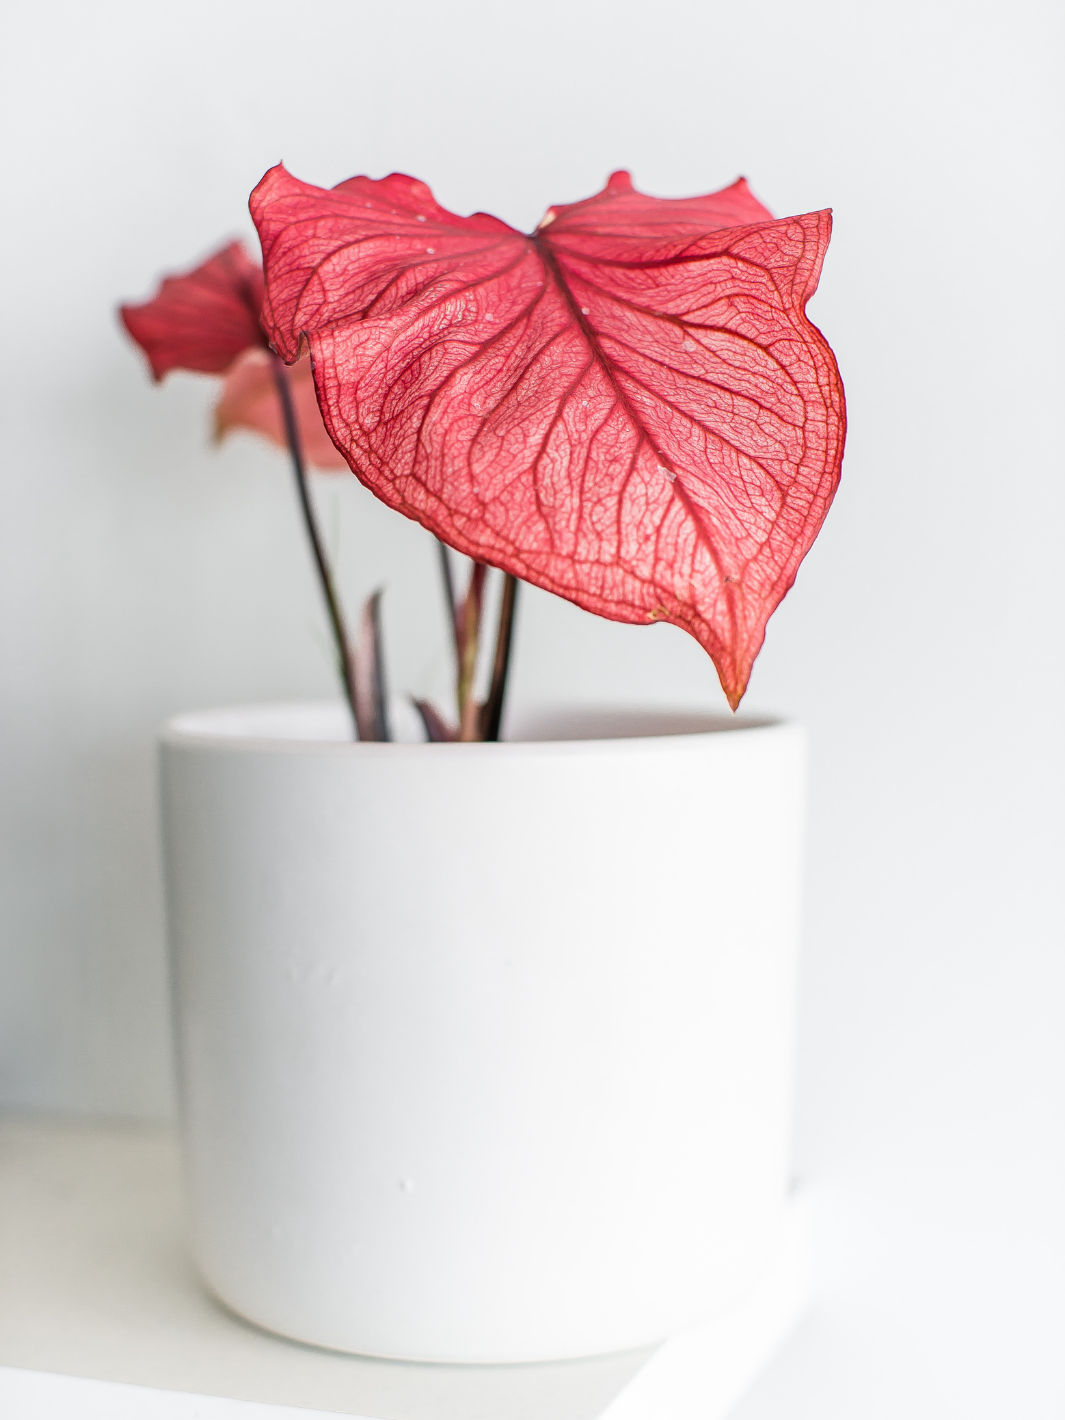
[
  {"left": 160, "top": 706, "right": 803, "bottom": 1361},
  {"left": 0, "top": 1117, "right": 810, "bottom": 1419},
  {"left": 0, "top": 1369, "right": 339, "bottom": 1420}
]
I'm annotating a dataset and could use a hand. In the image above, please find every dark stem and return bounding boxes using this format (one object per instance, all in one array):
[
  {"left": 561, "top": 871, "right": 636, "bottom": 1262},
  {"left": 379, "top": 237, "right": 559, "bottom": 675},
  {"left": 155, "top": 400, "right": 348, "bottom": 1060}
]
[
  {"left": 369, "top": 591, "right": 390, "bottom": 742},
  {"left": 437, "top": 540, "right": 461, "bottom": 662},
  {"left": 271, "top": 356, "right": 358, "bottom": 736},
  {"left": 480, "top": 575, "right": 520, "bottom": 742},
  {"left": 457, "top": 562, "right": 488, "bottom": 741}
]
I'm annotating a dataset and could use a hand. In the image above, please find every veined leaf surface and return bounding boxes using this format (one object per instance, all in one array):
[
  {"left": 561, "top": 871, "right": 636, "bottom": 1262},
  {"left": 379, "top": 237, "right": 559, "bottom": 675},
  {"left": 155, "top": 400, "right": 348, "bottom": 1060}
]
[{"left": 251, "top": 167, "right": 845, "bottom": 705}]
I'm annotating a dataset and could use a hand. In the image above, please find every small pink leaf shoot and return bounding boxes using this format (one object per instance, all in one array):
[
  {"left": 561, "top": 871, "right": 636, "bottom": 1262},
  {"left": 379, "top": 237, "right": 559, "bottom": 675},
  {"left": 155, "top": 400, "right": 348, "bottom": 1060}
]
[
  {"left": 250, "top": 167, "right": 846, "bottom": 708},
  {"left": 412, "top": 698, "right": 458, "bottom": 743},
  {"left": 352, "top": 589, "right": 390, "bottom": 742}
]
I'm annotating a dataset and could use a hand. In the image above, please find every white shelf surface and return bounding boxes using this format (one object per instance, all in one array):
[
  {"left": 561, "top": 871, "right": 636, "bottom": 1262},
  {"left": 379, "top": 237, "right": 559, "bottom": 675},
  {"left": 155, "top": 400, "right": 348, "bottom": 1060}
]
[{"left": 0, "top": 1117, "right": 810, "bottom": 1419}]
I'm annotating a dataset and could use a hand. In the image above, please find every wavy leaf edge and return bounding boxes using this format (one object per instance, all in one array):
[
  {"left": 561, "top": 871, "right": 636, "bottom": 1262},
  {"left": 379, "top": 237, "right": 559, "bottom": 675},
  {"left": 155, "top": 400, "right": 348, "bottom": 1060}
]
[{"left": 251, "top": 164, "right": 846, "bottom": 707}]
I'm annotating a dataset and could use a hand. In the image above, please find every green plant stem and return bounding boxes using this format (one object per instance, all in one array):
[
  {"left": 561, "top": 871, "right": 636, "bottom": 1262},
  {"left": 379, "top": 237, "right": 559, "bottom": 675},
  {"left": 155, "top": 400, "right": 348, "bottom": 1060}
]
[{"left": 271, "top": 356, "right": 358, "bottom": 736}]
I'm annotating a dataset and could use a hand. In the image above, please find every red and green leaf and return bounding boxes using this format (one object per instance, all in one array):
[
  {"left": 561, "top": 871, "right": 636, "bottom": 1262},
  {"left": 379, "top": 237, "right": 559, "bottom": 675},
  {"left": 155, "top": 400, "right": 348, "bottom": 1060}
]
[{"left": 251, "top": 166, "right": 846, "bottom": 707}]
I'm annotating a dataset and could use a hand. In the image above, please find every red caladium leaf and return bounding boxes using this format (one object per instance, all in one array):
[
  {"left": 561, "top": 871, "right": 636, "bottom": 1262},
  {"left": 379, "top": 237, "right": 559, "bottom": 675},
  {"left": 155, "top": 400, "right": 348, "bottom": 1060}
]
[
  {"left": 120, "top": 241, "right": 346, "bottom": 470},
  {"left": 251, "top": 166, "right": 846, "bottom": 706},
  {"left": 120, "top": 241, "right": 267, "bottom": 378}
]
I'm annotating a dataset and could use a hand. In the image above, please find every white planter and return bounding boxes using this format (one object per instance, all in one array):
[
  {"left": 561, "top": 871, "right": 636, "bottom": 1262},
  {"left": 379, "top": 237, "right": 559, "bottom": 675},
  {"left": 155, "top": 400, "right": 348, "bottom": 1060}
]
[{"left": 159, "top": 702, "right": 805, "bottom": 1365}]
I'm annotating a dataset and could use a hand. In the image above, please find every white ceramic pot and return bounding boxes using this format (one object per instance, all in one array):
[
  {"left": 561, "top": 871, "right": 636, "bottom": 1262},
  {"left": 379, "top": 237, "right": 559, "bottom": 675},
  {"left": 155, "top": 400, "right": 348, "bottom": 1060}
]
[{"left": 160, "top": 702, "right": 805, "bottom": 1364}]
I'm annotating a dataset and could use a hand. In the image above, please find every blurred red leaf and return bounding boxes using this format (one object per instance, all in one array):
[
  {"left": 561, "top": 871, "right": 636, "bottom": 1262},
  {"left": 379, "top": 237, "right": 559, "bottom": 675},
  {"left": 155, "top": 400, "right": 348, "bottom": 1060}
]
[
  {"left": 121, "top": 240, "right": 345, "bottom": 471},
  {"left": 120, "top": 241, "right": 267, "bottom": 379},
  {"left": 251, "top": 166, "right": 846, "bottom": 706},
  {"left": 215, "top": 350, "right": 348, "bottom": 468}
]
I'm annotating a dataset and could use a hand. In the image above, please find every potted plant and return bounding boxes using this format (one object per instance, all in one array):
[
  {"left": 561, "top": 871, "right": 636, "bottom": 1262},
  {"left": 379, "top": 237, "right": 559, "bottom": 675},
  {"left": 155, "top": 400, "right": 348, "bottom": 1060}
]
[{"left": 124, "top": 164, "right": 845, "bottom": 1363}]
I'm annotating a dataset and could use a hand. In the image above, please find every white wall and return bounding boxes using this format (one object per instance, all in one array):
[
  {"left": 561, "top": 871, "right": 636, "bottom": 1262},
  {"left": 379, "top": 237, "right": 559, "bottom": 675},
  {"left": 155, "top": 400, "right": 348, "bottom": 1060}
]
[{"left": 1, "top": 1, "right": 1062, "bottom": 1413}]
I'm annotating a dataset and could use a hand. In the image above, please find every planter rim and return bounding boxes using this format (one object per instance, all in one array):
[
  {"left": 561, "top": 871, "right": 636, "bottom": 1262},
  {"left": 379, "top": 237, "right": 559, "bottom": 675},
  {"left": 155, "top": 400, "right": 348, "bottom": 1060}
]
[{"left": 159, "top": 699, "right": 794, "bottom": 759}]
